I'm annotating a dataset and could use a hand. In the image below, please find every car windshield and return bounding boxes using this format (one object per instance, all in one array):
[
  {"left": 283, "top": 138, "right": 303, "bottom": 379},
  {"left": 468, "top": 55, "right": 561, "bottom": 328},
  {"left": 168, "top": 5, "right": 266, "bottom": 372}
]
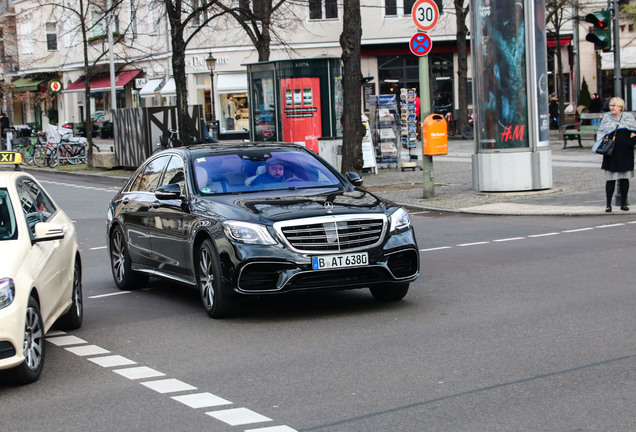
[
  {"left": 0, "top": 189, "right": 17, "bottom": 240},
  {"left": 193, "top": 149, "right": 342, "bottom": 194}
]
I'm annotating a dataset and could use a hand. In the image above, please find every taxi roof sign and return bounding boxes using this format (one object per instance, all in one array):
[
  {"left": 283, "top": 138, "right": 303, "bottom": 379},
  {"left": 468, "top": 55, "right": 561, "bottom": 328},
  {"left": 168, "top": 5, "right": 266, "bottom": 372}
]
[{"left": 0, "top": 151, "right": 23, "bottom": 166}]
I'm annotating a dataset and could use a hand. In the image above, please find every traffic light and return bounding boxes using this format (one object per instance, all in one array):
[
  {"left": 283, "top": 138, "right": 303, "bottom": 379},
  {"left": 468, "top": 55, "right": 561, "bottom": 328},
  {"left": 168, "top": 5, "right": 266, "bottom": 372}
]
[{"left": 585, "top": 9, "right": 612, "bottom": 52}]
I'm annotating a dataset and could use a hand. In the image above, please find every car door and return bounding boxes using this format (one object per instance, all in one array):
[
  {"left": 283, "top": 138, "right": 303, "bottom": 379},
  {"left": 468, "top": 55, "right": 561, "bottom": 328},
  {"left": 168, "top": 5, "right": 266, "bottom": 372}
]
[
  {"left": 147, "top": 155, "right": 194, "bottom": 281},
  {"left": 119, "top": 155, "right": 171, "bottom": 268},
  {"left": 15, "top": 178, "right": 70, "bottom": 323}
]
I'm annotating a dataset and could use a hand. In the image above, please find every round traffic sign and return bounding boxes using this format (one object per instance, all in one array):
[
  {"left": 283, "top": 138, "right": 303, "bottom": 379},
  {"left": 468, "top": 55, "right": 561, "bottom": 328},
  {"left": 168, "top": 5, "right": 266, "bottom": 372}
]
[
  {"left": 409, "top": 32, "right": 433, "bottom": 56},
  {"left": 412, "top": 0, "right": 439, "bottom": 32}
]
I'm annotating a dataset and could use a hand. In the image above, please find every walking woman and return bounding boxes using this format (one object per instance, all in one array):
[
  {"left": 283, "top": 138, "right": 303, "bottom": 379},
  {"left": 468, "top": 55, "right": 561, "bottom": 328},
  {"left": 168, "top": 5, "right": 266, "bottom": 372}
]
[{"left": 594, "top": 97, "right": 636, "bottom": 212}]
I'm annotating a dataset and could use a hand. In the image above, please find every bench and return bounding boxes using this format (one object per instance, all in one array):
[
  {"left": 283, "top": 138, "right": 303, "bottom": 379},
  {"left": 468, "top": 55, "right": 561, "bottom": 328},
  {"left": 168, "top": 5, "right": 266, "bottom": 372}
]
[{"left": 559, "top": 113, "right": 603, "bottom": 149}]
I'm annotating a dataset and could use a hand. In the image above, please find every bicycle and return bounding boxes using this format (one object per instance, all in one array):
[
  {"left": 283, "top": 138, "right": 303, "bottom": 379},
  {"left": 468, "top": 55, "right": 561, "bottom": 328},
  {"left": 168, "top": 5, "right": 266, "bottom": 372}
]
[
  {"left": 12, "top": 133, "right": 37, "bottom": 165},
  {"left": 154, "top": 128, "right": 178, "bottom": 153},
  {"left": 47, "top": 140, "right": 87, "bottom": 168}
]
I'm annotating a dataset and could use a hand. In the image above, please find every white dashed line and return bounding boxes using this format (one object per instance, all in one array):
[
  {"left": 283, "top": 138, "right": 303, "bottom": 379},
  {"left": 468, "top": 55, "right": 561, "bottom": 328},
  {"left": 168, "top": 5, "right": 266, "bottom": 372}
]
[
  {"left": 65, "top": 345, "right": 111, "bottom": 356},
  {"left": 420, "top": 221, "right": 635, "bottom": 253},
  {"left": 88, "top": 291, "right": 131, "bottom": 299},
  {"left": 493, "top": 237, "right": 525, "bottom": 242},
  {"left": 172, "top": 392, "right": 233, "bottom": 409},
  {"left": 89, "top": 246, "right": 108, "bottom": 250},
  {"left": 141, "top": 378, "right": 197, "bottom": 394},
  {"left": 457, "top": 241, "right": 490, "bottom": 247},
  {"left": 47, "top": 335, "right": 87, "bottom": 346},
  {"left": 88, "top": 355, "right": 137, "bottom": 368},
  {"left": 206, "top": 407, "right": 272, "bottom": 426},
  {"left": 114, "top": 366, "right": 166, "bottom": 380},
  {"left": 45, "top": 331, "right": 298, "bottom": 431}
]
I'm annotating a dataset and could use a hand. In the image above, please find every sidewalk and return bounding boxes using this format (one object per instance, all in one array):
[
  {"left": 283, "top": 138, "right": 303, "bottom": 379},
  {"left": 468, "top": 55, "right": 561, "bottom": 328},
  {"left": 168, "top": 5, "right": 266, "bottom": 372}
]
[{"left": 30, "top": 135, "right": 623, "bottom": 216}]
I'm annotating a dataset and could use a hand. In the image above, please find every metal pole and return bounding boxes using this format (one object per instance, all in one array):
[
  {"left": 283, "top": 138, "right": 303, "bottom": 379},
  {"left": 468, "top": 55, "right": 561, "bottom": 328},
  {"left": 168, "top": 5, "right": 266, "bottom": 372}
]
[
  {"left": 613, "top": 0, "right": 622, "bottom": 97},
  {"left": 572, "top": 0, "right": 580, "bottom": 104},
  {"left": 210, "top": 69, "right": 217, "bottom": 139},
  {"left": 419, "top": 55, "right": 434, "bottom": 198}
]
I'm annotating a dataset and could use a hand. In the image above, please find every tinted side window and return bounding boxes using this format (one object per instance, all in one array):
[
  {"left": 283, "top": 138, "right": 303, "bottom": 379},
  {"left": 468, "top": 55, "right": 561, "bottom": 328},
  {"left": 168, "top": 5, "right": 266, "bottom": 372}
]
[
  {"left": 137, "top": 156, "right": 170, "bottom": 192},
  {"left": 159, "top": 156, "right": 186, "bottom": 192},
  {"left": 17, "top": 179, "right": 56, "bottom": 237}
]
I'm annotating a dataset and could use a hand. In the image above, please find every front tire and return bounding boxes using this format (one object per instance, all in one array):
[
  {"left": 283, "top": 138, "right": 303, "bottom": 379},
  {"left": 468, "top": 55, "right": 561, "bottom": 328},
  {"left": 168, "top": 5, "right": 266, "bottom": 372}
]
[
  {"left": 56, "top": 257, "right": 83, "bottom": 330},
  {"left": 370, "top": 283, "right": 410, "bottom": 301},
  {"left": 109, "top": 225, "right": 148, "bottom": 290},
  {"left": 197, "top": 239, "right": 238, "bottom": 318},
  {"left": 11, "top": 297, "right": 45, "bottom": 385}
]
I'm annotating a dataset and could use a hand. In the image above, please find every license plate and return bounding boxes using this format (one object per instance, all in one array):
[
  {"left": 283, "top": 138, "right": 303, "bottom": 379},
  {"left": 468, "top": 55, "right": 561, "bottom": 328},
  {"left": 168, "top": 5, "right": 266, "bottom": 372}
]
[{"left": 311, "top": 252, "right": 368, "bottom": 270}]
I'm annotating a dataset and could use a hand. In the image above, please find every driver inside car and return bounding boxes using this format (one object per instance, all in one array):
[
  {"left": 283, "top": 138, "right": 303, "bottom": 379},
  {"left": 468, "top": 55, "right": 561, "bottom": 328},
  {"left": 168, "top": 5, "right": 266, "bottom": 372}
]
[{"left": 251, "top": 157, "right": 300, "bottom": 185}]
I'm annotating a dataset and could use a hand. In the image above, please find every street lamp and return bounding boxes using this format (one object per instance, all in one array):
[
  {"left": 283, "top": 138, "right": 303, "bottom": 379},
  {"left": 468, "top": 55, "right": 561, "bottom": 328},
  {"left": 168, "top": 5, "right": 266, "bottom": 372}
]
[{"left": 205, "top": 52, "right": 219, "bottom": 139}]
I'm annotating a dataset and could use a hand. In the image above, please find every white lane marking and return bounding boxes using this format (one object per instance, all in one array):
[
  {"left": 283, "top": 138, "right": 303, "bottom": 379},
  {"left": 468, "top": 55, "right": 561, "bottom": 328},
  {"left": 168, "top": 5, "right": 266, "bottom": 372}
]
[
  {"left": 457, "top": 241, "right": 490, "bottom": 247},
  {"left": 246, "top": 427, "right": 299, "bottom": 432},
  {"left": 528, "top": 232, "right": 560, "bottom": 238},
  {"left": 563, "top": 227, "right": 594, "bottom": 233},
  {"left": 114, "top": 366, "right": 166, "bottom": 380},
  {"left": 420, "top": 221, "right": 636, "bottom": 253},
  {"left": 89, "top": 291, "right": 131, "bottom": 299},
  {"left": 90, "top": 246, "right": 108, "bottom": 250},
  {"left": 493, "top": 237, "right": 525, "bottom": 242},
  {"left": 40, "top": 180, "right": 119, "bottom": 192},
  {"left": 206, "top": 407, "right": 272, "bottom": 426},
  {"left": 47, "top": 330, "right": 297, "bottom": 430},
  {"left": 88, "top": 355, "right": 137, "bottom": 368},
  {"left": 419, "top": 246, "right": 452, "bottom": 252},
  {"left": 172, "top": 392, "right": 233, "bottom": 409},
  {"left": 65, "top": 345, "right": 111, "bottom": 356},
  {"left": 141, "top": 378, "right": 197, "bottom": 394},
  {"left": 47, "top": 335, "right": 87, "bottom": 346}
]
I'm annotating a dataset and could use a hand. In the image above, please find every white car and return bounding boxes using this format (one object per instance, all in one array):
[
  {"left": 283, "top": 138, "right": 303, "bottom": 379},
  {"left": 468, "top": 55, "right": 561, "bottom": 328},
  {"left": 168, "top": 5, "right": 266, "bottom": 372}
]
[{"left": 0, "top": 152, "right": 82, "bottom": 384}]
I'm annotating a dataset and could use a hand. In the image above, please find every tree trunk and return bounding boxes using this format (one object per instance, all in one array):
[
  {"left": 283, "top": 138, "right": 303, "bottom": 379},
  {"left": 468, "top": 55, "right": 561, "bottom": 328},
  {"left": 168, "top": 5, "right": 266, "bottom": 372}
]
[
  {"left": 80, "top": 0, "right": 94, "bottom": 167},
  {"left": 168, "top": 6, "right": 194, "bottom": 145},
  {"left": 339, "top": 0, "right": 364, "bottom": 174},
  {"left": 454, "top": 0, "right": 470, "bottom": 135}
]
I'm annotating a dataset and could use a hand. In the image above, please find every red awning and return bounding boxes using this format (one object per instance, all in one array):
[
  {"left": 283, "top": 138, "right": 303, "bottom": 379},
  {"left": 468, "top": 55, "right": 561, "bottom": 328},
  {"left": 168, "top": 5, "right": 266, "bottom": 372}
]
[
  {"left": 547, "top": 36, "right": 572, "bottom": 48},
  {"left": 63, "top": 70, "right": 142, "bottom": 93}
]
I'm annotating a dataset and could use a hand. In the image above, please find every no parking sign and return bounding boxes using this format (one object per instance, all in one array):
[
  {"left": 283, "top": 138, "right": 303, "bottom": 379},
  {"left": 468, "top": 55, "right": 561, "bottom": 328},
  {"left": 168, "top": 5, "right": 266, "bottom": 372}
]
[{"left": 409, "top": 33, "right": 432, "bottom": 57}]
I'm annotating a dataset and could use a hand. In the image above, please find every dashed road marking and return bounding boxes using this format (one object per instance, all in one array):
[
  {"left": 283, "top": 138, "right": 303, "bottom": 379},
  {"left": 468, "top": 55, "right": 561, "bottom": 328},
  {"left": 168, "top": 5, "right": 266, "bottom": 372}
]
[
  {"left": 420, "top": 221, "right": 635, "bottom": 252},
  {"left": 46, "top": 331, "right": 298, "bottom": 431}
]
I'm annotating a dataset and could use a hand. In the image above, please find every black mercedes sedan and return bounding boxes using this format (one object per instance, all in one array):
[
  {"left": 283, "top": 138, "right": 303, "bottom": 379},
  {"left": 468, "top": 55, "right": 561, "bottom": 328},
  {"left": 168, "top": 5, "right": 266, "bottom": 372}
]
[{"left": 106, "top": 143, "right": 419, "bottom": 318}]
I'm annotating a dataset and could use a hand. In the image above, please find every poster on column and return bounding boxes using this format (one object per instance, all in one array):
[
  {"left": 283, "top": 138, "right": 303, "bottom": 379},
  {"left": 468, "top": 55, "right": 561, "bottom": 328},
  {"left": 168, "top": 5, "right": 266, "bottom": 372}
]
[
  {"left": 280, "top": 78, "right": 322, "bottom": 144},
  {"left": 535, "top": 0, "right": 550, "bottom": 146},
  {"left": 473, "top": 0, "right": 529, "bottom": 149}
]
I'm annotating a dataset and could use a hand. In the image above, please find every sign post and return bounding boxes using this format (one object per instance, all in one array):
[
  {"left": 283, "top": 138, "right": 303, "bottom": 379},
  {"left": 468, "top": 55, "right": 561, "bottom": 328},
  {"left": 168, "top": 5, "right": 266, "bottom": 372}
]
[{"left": 410, "top": 0, "right": 439, "bottom": 197}]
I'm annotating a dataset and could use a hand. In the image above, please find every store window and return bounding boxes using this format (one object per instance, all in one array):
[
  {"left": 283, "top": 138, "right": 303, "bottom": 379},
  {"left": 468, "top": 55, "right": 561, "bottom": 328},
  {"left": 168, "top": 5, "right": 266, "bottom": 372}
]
[
  {"left": 220, "top": 94, "right": 249, "bottom": 133},
  {"left": 430, "top": 53, "right": 454, "bottom": 116},
  {"left": 385, "top": 0, "right": 441, "bottom": 17},
  {"left": 378, "top": 55, "right": 420, "bottom": 95}
]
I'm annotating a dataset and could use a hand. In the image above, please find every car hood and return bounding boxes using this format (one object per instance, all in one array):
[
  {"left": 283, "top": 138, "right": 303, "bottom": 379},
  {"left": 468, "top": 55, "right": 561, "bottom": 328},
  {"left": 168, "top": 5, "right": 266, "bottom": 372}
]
[{"left": 195, "top": 187, "right": 394, "bottom": 223}]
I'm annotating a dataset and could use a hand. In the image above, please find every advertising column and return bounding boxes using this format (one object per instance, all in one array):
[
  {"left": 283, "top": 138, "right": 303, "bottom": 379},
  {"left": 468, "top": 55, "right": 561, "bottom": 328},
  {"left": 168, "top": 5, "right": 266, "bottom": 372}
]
[{"left": 471, "top": 0, "right": 552, "bottom": 191}]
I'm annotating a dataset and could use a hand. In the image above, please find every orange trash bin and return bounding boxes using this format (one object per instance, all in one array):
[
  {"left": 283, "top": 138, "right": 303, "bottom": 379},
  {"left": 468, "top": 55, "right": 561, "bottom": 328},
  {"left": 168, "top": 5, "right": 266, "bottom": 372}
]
[{"left": 422, "top": 114, "right": 448, "bottom": 156}]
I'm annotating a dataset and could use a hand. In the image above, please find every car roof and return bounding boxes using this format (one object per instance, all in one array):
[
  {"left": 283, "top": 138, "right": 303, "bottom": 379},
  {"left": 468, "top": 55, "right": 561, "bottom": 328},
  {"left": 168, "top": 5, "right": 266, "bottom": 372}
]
[
  {"left": 0, "top": 168, "right": 32, "bottom": 188},
  {"left": 173, "top": 141, "right": 308, "bottom": 156}
]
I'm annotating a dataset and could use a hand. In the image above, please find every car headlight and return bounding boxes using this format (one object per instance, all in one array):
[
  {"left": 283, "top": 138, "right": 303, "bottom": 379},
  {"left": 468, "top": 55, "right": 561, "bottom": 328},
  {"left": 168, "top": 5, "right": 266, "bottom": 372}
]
[
  {"left": 389, "top": 208, "right": 412, "bottom": 234},
  {"left": 0, "top": 278, "right": 15, "bottom": 310},
  {"left": 223, "top": 221, "right": 277, "bottom": 245}
]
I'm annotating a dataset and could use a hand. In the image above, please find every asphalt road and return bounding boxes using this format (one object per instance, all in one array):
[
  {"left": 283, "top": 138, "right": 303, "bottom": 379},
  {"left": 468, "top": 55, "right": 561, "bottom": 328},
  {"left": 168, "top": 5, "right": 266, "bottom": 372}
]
[{"left": 1, "top": 171, "right": 634, "bottom": 432}]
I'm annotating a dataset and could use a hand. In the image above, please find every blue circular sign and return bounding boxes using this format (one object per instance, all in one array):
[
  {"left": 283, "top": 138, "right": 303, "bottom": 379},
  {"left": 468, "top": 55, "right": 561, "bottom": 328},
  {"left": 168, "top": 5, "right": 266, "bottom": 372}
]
[{"left": 410, "top": 32, "right": 432, "bottom": 56}]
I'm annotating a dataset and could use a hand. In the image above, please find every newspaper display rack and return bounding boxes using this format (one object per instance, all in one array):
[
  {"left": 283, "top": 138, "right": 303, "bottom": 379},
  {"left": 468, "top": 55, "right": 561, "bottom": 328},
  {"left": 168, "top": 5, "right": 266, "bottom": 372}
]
[{"left": 367, "top": 94, "right": 400, "bottom": 170}]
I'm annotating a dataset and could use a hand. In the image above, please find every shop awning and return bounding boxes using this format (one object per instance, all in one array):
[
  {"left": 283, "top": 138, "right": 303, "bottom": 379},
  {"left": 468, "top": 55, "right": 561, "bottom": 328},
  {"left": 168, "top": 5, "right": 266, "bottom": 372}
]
[
  {"left": 10, "top": 77, "right": 46, "bottom": 92},
  {"left": 63, "top": 69, "right": 143, "bottom": 93},
  {"left": 139, "top": 78, "right": 164, "bottom": 97},
  {"left": 216, "top": 74, "right": 247, "bottom": 94},
  {"left": 602, "top": 47, "right": 636, "bottom": 70},
  {"left": 160, "top": 78, "right": 176, "bottom": 97}
]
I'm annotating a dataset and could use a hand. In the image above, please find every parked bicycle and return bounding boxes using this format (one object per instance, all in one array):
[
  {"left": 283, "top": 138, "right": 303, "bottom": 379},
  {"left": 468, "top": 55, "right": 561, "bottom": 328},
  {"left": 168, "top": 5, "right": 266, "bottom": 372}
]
[{"left": 47, "top": 141, "right": 87, "bottom": 167}]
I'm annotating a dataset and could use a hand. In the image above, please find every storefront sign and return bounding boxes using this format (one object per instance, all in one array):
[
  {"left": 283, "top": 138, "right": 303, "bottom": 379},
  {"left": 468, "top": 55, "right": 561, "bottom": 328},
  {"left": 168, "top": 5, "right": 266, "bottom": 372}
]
[{"left": 49, "top": 80, "right": 63, "bottom": 92}]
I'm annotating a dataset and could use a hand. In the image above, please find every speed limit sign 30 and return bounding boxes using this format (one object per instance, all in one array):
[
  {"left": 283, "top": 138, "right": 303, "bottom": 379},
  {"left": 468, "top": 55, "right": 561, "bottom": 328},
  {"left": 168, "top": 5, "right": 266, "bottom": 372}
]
[{"left": 412, "top": 0, "right": 439, "bottom": 32}]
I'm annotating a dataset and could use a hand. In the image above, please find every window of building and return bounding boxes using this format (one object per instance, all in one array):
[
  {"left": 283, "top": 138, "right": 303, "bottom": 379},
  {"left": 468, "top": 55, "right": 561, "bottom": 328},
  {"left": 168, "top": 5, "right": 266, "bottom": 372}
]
[
  {"left": 92, "top": 11, "right": 104, "bottom": 37},
  {"left": 385, "top": 0, "right": 442, "bottom": 17},
  {"left": 46, "top": 22, "right": 58, "bottom": 51},
  {"left": 309, "top": 0, "right": 338, "bottom": 20}
]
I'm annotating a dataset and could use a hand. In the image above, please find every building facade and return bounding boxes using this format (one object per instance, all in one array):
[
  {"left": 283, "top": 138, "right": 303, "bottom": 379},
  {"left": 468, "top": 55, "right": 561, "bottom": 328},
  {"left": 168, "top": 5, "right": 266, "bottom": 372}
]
[{"left": 2, "top": 0, "right": 636, "bottom": 137}]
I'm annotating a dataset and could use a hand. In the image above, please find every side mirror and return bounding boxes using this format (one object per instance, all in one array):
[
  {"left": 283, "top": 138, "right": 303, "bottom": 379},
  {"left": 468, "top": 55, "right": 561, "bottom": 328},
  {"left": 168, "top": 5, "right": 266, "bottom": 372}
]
[
  {"left": 33, "top": 222, "right": 65, "bottom": 243},
  {"left": 345, "top": 172, "right": 363, "bottom": 187},
  {"left": 155, "top": 183, "right": 182, "bottom": 200}
]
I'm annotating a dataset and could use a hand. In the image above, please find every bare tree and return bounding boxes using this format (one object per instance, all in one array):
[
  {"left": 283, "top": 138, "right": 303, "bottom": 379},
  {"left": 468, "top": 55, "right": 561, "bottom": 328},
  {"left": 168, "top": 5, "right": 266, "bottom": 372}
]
[
  {"left": 339, "top": 0, "right": 364, "bottom": 173},
  {"left": 453, "top": 0, "right": 470, "bottom": 136}
]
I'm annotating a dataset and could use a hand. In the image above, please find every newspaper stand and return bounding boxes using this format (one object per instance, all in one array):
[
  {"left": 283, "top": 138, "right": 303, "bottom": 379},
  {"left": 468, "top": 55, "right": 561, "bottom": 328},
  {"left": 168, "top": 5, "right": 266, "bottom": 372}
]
[{"left": 368, "top": 95, "right": 400, "bottom": 170}]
